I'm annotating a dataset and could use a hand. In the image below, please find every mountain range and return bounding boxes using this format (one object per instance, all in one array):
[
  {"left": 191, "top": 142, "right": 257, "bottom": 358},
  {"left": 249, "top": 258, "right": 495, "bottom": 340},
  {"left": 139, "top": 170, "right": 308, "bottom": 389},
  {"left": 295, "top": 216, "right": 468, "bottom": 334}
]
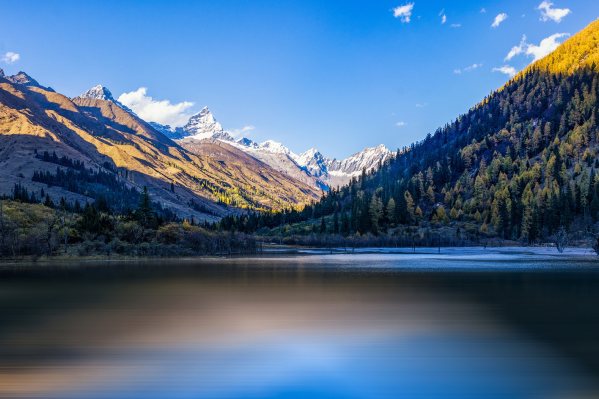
[
  {"left": 0, "top": 66, "right": 391, "bottom": 222},
  {"left": 150, "top": 108, "right": 392, "bottom": 189},
  {"left": 0, "top": 71, "right": 323, "bottom": 222}
]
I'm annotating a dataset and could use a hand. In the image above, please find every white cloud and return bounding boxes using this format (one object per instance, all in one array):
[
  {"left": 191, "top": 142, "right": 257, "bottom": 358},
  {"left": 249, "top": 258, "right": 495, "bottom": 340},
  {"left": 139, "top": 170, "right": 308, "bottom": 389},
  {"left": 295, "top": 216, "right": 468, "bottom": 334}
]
[
  {"left": 464, "top": 63, "right": 482, "bottom": 72},
  {"left": 441, "top": 15, "right": 446, "bottom": 24},
  {"left": 226, "top": 126, "right": 255, "bottom": 138},
  {"left": 492, "top": 65, "right": 517, "bottom": 77},
  {"left": 439, "top": 9, "right": 444, "bottom": 16},
  {"left": 396, "top": 122, "right": 407, "bottom": 126},
  {"left": 118, "top": 88, "right": 195, "bottom": 127},
  {"left": 392, "top": 3, "right": 414, "bottom": 22},
  {"left": 481, "top": 8, "right": 486, "bottom": 13},
  {"left": 503, "top": 33, "right": 568, "bottom": 63},
  {"left": 526, "top": 32, "right": 569, "bottom": 61},
  {"left": 492, "top": 13, "right": 508, "bottom": 27},
  {"left": 415, "top": 103, "right": 428, "bottom": 107},
  {"left": 1, "top": 52, "right": 20, "bottom": 64},
  {"left": 537, "top": 1, "right": 571, "bottom": 23},
  {"left": 505, "top": 35, "right": 527, "bottom": 61},
  {"left": 454, "top": 69, "right": 462, "bottom": 74},
  {"left": 451, "top": 24, "right": 461, "bottom": 27}
]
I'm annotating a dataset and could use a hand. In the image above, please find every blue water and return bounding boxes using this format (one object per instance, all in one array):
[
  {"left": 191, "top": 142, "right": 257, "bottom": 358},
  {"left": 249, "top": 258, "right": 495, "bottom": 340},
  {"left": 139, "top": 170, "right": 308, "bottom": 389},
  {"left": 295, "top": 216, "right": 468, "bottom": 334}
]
[{"left": 1, "top": 249, "right": 598, "bottom": 398}]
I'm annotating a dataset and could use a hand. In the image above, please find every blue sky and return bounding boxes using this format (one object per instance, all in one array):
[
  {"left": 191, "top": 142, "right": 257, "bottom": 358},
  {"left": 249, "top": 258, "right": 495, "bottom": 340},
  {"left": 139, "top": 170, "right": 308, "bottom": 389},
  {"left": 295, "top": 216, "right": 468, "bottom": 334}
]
[{"left": 1, "top": 0, "right": 598, "bottom": 159}]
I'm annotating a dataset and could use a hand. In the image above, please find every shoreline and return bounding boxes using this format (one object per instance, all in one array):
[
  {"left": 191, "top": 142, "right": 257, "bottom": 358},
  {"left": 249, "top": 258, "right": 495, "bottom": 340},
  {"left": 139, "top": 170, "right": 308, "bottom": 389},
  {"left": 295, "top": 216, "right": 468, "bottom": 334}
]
[{"left": 1, "top": 246, "right": 598, "bottom": 266}]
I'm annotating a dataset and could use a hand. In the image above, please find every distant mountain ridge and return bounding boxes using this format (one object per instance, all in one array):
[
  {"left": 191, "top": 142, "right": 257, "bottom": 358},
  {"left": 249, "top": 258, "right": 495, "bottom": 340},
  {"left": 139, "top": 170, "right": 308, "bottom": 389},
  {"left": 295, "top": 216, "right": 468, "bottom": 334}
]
[
  {"left": 149, "top": 107, "right": 392, "bottom": 189},
  {"left": 73, "top": 84, "right": 392, "bottom": 190}
]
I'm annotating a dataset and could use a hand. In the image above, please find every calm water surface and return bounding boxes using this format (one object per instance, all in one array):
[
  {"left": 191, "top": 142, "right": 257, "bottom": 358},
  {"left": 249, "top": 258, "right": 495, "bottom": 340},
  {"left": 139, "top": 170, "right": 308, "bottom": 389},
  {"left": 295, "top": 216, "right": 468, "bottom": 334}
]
[{"left": 1, "top": 248, "right": 599, "bottom": 399}]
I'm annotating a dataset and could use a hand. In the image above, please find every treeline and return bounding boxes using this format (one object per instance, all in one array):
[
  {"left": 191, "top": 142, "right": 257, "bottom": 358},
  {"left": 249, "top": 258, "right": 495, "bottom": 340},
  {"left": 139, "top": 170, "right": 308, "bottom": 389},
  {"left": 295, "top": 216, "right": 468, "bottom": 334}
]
[
  {"left": 32, "top": 153, "right": 140, "bottom": 214},
  {"left": 0, "top": 186, "right": 258, "bottom": 261}
]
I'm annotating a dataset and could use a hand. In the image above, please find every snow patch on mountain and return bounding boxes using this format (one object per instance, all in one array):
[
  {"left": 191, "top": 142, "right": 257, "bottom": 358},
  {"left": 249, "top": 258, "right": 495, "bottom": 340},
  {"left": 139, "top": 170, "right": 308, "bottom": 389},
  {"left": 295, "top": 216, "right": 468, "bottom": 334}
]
[
  {"left": 148, "top": 122, "right": 183, "bottom": 139},
  {"left": 184, "top": 107, "right": 235, "bottom": 142},
  {"left": 142, "top": 105, "right": 391, "bottom": 189},
  {"left": 294, "top": 144, "right": 392, "bottom": 186},
  {"left": 77, "top": 85, "right": 136, "bottom": 115}
]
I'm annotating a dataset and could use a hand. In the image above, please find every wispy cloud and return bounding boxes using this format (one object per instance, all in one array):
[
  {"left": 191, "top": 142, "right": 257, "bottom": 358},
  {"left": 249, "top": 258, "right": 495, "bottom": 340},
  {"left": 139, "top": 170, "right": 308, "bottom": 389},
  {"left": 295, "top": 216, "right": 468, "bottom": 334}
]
[
  {"left": 392, "top": 3, "right": 414, "bottom": 22},
  {"left": 504, "top": 33, "right": 569, "bottom": 62},
  {"left": 455, "top": 63, "right": 481, "bottom": 74},
  {"left": 505, "top": 35, "right": 527, "bottom": 61},
  {"left": 226, "top": 126, "right": 255, "bottom": 138},
  {"left": 526, "top": 33, "right": 569, "bottom": 61},
  {"left": 441, "top": 15, "right": 446, "bottom": 24},
  {"left": 492, "top": 13, "right": 508, "bottom": 27},
  {"left": 492, "top": 65, "right": 517, "bottom": 77},
  {"left": 537, "top": 1, "right": 571, "bottom": 23},
  {"left": 451, "top": 24, "right": 461, "bottom": 27},
  {"left": 464, "top": 63, "right": 482, "bottom": 71},
  {"left": 118, "top": 88, "right": 195, "bottom": 127},
  {"left": 1, "top": 52, "right": 20, "bottom": 64},
  {"left": 396, "top": 122, "right": 407, "bottom": 126},
  {"left": 415, "top": 103, "right": 428, "bottom": 107},
  {"left": 481, "top": 8, "right": 486, "bottom": 13}
]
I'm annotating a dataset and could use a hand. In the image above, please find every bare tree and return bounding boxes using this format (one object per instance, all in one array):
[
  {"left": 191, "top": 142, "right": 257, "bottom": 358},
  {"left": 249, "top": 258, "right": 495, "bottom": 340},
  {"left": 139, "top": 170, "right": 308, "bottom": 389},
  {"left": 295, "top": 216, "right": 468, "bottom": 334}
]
[
  {"left": 38, "top": 216, "right": 59, "bottom": 258},
  {"left": 550, "top": 226, "right": 569, "bottom": 253}
]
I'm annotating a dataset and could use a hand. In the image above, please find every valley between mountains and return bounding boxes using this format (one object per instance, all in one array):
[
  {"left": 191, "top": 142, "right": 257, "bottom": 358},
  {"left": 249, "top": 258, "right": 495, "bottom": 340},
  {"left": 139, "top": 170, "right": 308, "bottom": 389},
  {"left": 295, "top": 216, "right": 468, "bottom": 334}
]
[{"left": 0, "top": 73, "right": 390, "bottom": 221}]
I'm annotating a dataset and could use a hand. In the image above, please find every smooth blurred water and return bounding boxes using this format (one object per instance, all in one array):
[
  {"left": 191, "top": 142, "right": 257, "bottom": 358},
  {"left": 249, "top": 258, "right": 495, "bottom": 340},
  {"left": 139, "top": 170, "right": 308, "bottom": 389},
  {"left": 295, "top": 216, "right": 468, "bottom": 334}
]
[{"left": 1, "top": 249, "right": 599, "bottom": 398}]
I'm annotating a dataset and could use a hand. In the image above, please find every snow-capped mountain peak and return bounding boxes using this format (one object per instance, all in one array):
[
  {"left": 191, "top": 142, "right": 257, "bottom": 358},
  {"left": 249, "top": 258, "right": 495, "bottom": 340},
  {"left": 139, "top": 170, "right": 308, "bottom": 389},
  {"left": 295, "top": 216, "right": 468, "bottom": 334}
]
[
  {"left": 78, "top": 85, "right": 116, "bottom": 102},
  {"left": 184, "top": 107, "right": 234, "bottom": 142},
  {"left": 236, "top": 137, "right": 259, "bottom": 149},
  {"left": 76, "top": 85, "right": 136, "bottom": 114},
  {"left": 257, "top": 140, "right": 298, "bottom": 158}
]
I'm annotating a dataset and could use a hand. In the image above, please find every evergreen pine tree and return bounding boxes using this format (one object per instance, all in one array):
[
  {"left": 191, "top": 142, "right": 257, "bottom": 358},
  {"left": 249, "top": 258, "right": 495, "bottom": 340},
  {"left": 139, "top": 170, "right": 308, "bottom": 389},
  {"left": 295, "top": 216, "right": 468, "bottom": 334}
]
[{"left": 333, "top": 210, "right": 339, "bottom": 234}]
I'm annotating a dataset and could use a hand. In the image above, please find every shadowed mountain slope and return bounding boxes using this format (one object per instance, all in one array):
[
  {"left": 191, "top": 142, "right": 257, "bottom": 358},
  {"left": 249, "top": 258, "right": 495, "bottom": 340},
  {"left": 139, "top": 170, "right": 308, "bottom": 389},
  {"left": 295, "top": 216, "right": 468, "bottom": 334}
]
[{"left": 0, "top": 77, "right": 319, "bottom": 220}]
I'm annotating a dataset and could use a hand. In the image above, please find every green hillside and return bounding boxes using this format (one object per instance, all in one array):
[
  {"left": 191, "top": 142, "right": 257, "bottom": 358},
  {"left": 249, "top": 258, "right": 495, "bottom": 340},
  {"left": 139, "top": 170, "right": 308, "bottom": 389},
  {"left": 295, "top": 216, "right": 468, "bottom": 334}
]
[{"left": 223, "top": 18, "right": 599, "bottom": 244}]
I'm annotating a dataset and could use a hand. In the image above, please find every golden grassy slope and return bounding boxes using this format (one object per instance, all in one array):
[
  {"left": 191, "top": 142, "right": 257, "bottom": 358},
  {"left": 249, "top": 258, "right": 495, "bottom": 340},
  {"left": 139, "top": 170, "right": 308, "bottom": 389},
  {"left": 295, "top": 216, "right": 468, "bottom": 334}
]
[{"left": 0, "top": 77, "right": 319, "bottom": 220}]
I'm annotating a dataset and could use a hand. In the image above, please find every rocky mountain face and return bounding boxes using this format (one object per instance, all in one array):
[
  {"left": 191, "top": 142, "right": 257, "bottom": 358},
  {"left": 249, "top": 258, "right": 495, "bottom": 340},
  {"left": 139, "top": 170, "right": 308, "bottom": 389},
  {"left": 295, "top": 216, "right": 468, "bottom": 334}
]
[
  {"left": 0, "top": 69, "right": 55, "bottom": 92},
  {"left": 292, "top": 145, "right": 392, "bottom": 187},
  {"left": 148, "top": 122, "right": 180, "bottom": 138},
  {"left": 149, "top": 106, "right": 235, "bottom": 142},
  {"left": 77, "top": 85, "right": 135, "bottom": 114},
  {"left": 183, "top": 107, "right": 235, "bottom": 141}
]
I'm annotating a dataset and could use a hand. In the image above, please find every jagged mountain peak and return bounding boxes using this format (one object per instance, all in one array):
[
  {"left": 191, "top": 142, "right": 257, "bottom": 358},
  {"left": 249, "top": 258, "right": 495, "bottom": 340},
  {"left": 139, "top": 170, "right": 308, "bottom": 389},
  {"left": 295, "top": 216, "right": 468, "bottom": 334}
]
[
  {"left": 78, "top": 85, "right": 117, "bottom": 102},
  {"left": 193, "top": 106, "right": 211, "bottom": 116},
  {"left": 76, "top": 85, "right": 136, "bottom": 115},
  {"left": 184, "top": 107, "right": 234, "bottom": 142},
  {"left": 300, "top": 148, "right": 321, "bottom": 157},
  {"left": 237, "top": 137, "right": 258, "bottom": 148}
]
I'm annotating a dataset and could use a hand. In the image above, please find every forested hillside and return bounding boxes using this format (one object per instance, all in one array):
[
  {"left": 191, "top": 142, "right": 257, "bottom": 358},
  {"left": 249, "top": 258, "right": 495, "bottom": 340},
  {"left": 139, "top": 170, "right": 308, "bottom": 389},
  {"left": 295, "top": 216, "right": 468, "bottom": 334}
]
[{"left": 221, "top": 18, "right": 599, "bottom": 244}]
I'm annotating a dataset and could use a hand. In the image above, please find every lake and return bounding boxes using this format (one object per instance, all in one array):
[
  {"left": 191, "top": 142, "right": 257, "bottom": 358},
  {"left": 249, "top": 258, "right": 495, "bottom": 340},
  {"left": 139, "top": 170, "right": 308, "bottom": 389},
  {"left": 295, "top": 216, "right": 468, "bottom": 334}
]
[{"left": 1, "top": 247, "right": 599, "bottom": 399}]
